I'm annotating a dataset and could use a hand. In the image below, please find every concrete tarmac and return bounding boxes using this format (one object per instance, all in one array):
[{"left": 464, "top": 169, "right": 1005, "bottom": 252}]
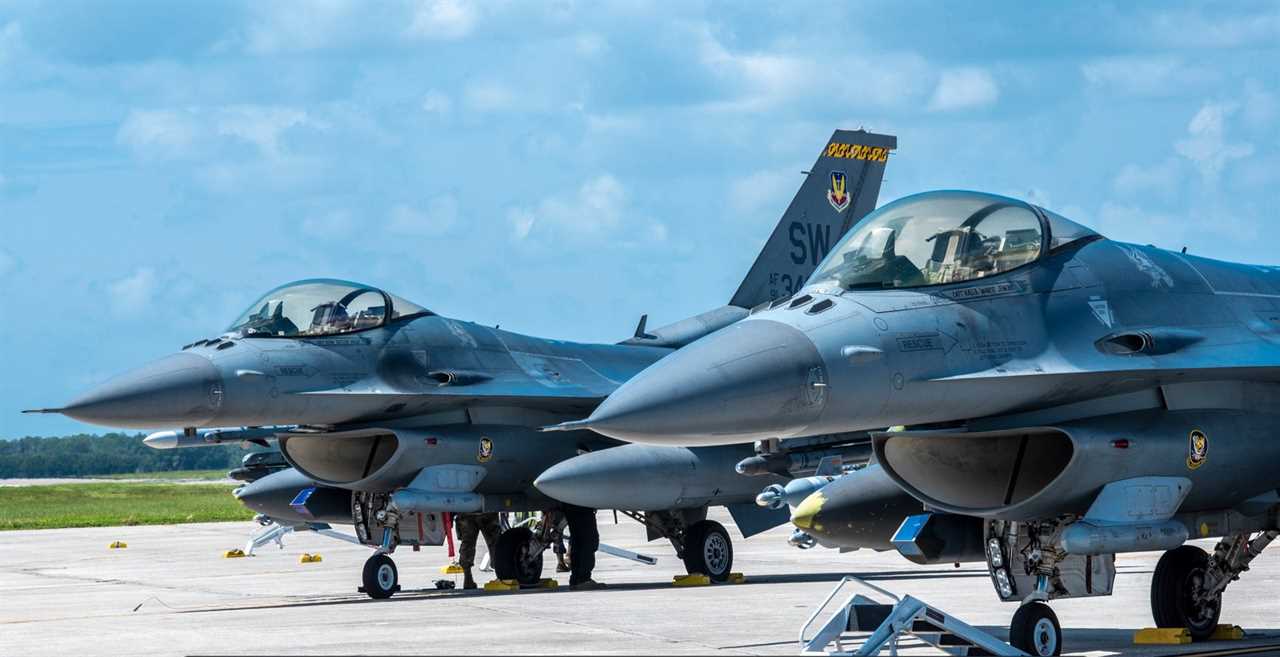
[{"left": 3, "top": 510, "right": 1280, "bottom": 656}]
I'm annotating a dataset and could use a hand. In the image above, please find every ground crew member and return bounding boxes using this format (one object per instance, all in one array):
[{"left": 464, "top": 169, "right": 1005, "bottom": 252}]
[
  {"left": 563, "top": 504, "right": 605, "bottom": 590},
  {"left": 454, "top": 512, "right": 501, "bottom": 589}
]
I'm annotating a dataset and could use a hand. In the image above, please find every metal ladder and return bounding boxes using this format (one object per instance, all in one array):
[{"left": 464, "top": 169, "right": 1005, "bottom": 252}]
[{"left": 799, "top": 577, "right": 1026, "bottom": 656}]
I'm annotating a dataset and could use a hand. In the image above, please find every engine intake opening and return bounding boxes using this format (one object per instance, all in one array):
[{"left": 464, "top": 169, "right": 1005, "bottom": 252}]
[
  {"left": 280, "top": 430, "right": 399, "bottom": 485},
  {"left": 878, "top": 429, "right": 1073, "bottom": 513}
]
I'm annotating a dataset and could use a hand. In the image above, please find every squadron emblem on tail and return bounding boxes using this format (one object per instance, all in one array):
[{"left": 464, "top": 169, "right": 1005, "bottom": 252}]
[{"left": 827, "top": 171, "right": 850, "bottom": 212}]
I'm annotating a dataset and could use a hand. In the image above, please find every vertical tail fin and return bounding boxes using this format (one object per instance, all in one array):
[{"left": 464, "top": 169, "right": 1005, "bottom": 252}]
[{"left": 728, "top": 129, "right": 896, "bottom": 308}]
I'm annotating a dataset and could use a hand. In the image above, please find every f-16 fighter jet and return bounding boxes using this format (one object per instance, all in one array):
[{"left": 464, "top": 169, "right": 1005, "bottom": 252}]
[
  {"left": 25, "top": 129, "right": 895, "bottom": 598},
  {"left": 555, "top": 189, "right": 1280, "bottom": 655}
]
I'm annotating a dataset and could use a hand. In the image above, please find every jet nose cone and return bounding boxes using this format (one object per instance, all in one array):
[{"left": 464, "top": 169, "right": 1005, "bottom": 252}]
[
  {"left": 61, "top": 353, "right": 223, "bottom": 428},
  {"left": 583, "top": 319, "right": 826, "bottom": 446}
]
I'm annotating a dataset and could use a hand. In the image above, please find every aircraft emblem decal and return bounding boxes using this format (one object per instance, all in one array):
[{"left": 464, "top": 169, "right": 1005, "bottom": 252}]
[
  {"left": 1120, "top": 245, "right": 1174, "bottom": 288},
  {"left": 828, "top": 171, "right": 851, "bottom": 212},
  {"left": 478, "top": 436, "right": 494, "bottom": 463},
  {"left": 1187, "top": 429, "right": 1208, "bottom": 470},
  {"left": 1088, "top": 296, "right": 1115, "bottom": 328}
]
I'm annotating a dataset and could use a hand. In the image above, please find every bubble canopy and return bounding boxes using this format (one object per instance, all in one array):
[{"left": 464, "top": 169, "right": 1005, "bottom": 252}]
[
  {"left": 808, "top": 190, "right": 1097, "bottom": 291},
  {"left": 227, "top": 279, "right": 431, "bottom": 338}
]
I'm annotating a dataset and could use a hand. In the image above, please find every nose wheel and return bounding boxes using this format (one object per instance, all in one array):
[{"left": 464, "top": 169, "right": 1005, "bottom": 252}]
[
  {"left": 361, "top": 553, "right": 400, "bottom": 599},
  {"left": 1009, "top": 601, "right": 1061, "bottom": 656}
]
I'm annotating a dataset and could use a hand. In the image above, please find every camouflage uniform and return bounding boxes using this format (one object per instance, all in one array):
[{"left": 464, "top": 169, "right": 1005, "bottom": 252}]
[{"left": 455, "top": 512, "right": 501, "bottom": 569}]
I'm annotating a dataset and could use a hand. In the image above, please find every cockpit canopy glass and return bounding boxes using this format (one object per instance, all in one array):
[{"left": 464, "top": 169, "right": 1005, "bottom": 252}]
[
  {"left": 810, "top": 191, "right": 1082, "bottom": 291},
  {"left": 227, "top": 279, "right": 431, "bottom": 338}
]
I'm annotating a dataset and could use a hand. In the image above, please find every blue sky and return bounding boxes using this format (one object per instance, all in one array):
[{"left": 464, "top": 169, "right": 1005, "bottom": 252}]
[{"left": 1, "top": 1, "right": 1276, "bottom": 438}]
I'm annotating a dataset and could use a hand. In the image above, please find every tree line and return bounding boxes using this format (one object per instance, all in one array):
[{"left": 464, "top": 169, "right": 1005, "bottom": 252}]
[{"left": 0, "top": 433, "right": 244, "bottom": 478}]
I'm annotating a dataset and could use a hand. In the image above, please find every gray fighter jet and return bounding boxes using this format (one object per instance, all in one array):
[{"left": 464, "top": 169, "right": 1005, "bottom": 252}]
[
  {"left": 553, "top": 189, "right": 1280, "bottom": 655},
  {"left": 25, "top": 129, "right": 896, "bottom": 598}
]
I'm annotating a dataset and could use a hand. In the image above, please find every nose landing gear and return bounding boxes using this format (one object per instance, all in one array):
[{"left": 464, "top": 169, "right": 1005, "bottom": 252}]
[
  {"left": 1009, "top": 601, "right": 1062, "bottom": 657},
  {"left": 360, "top": 553, "right": 400, "bottom": 599}
]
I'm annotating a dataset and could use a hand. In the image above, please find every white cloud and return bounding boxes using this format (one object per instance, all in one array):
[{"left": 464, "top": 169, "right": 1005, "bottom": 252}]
[
  {"left": 1113, "top": 158, "right": 1184, "bottom": 199},
  {"left": 108, "top": 267, "right": 158, "bottom": 316},
  {"left": 730, "top": 168, "right": 797, "bottom": 215},
  {"left": 929, "top": 68, "right": 999, "bottom": 111},
  {"left": 463, "top": 81, "right": 516, "bottom": 112},
  {"left": 507, "top": 174, "right": 666, "bottom": 246},
  {"left": 387, "top": 196, "right": 460, "bottom": 236},
  {"left": 690, "top": 24, "right": 931, "bottom": 112},
  {"left": 301, "top": 209, "right": 355, "bottom": 239},
  {"left": 240, "top": 0, "right": 363, "bottom": 54},
  {"left": 117, "top": 109, "right": 200, "bottom": 158},
  {"left": 215, "top": 106, "right": 313, "bottom": 158},
  {"left": 696, "top": 27, "right": 812, "bottom": 99},
  {"left": 0, "top": 247, "right": 16, "bottom": 278},
  {"left": 1241, "top": 79, "right": 1278, "bottom": 130},
  {"left": 1145, "top": 8, "right": 1280, "bottom": 49},
  {"left": 421, "top": 90, "right": 453, "bottom": 114},
  {"left": 1095, "top": 202, "right": 1185, "bottom": 245},
  {"left": 1175, "top": 102, "right": 1255, "bottom": 185},
  {"left": 575, "top": 33, "right": 607, "bottom": 57},
  {"left": 510, "top": 208, "right": 536, "bottom": 241},
  {"left": 117, "top": 105, "right": 314, "bottom": 160},
  {"left": 0, "top": 21, "right": 21, "bottom": 70},
  {"left": 406, "top": 0, "right": 477, "bottom": 40},
  {"left": 1082, "top": 56, "right": 1184, "bottom": 96}
]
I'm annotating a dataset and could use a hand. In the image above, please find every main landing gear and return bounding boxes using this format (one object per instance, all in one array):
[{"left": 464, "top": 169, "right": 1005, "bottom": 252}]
[
  {"left": 625, "top": 508, "right": 735, "bottom": 582},
  {"left": 988, "top": 523, "right": 1278, "bottom": 654},
  {"left": 1151, "top": 531, "right": 1278, "bottom": 640},
  {"left": 493, "top": 525, "right": 546, "bottom": 586}
]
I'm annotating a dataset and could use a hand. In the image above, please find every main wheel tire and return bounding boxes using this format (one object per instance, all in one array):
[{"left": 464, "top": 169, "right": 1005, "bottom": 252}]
[
  {"left": 493, "top": 526, "right": 545, "bottom": 586},
  {"left": 1151, "top": 545, "right": 1222, "bottom": 641},
  {"left": 361, "top": 553, "right": 399, "bottom": 600},
  {"left": 682, "top": 519, "right": 733, "bottom": 582},
  {"left": 1009, "top": 601, "right": 1062, "bottom": 656}
]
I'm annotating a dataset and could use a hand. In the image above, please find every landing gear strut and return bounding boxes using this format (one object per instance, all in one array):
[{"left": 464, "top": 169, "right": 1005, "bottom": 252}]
[
  {"left": 624, "top": 509, "right": 735, "bottom": 582},
  {"left": 1151, "top": 531, "right": 1278, "bottom": 640}
]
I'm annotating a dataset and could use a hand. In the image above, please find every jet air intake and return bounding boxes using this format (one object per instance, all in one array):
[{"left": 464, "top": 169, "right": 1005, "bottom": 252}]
[
  {"left": 873, "top": 428, "right": 1074, "bottom": 520},
  {"left": 874, "top": 409, "right": 1280, "bottom": 522}
]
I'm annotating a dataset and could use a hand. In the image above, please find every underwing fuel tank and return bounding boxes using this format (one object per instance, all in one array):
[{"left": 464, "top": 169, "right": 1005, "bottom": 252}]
[{"left": 533, "top": 443, "right": 787, "bottom": 511}]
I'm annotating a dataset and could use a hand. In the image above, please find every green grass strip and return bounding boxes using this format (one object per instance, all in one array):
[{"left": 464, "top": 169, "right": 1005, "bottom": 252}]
[
  {"left": 95, "top": 469, "right": 230, "bottom": 481},
  {"left": 0, "top": 483, "right": 253, "bottom": 530}
]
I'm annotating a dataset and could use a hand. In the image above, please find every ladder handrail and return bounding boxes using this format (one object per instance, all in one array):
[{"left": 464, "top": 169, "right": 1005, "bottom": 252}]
[{"left": 798, "top": 576, "right": 902, "bottom": 650}]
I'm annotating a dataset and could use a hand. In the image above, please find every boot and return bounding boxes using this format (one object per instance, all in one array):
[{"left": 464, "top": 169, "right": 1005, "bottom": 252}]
[
  {"left": 463, "top": 567, "right": 477, "bottom": 590},
  {"left": 556, "top": 554, "right": 571, "bottom": 573}
]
